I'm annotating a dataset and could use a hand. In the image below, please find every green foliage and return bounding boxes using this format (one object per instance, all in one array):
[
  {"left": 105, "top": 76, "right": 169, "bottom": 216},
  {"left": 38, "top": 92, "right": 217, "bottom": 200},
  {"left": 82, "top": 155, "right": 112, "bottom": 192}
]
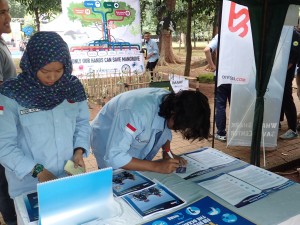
[
  {"left": 197, "top": 73, "right": 214, "bottom": 83},
  {"left": 15, "top": 0, "right": 61, "bottom": 17},
  {"left": 67, "top": 1, "right": 136, "bottom": 28},
  {"left": 9, "top": 0, "right": 26, "bottom": 18},
  {"left": 15, "top": 0, "right": 61, "bottom": 31}
]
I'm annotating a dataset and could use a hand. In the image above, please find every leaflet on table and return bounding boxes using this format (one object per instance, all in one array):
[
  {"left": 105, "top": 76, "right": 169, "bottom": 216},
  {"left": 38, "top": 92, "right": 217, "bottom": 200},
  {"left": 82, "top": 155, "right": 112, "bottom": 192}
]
[
  {"left": 23, "top": 191, "right": 39, "bottom": 223},
  {"left": 113, "top": 170, "right": 155, "bottom": 197},
  {"left": 196, "top": 165, "right": 295, "bottom": 208},
  {"left": 142, "top": 196, "right": 256, "bottom": 225},
  {"left": 175, "top": 147, "right": 238, "bottom": 179},
  {"left": 122, "top": 182, "right": 185, "bottom": 218}
]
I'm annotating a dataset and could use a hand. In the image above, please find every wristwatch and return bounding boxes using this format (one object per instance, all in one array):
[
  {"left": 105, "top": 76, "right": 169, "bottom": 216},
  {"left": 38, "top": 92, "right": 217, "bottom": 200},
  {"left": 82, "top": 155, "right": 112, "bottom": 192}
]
[{"left": 31, "top": 164, "right": 44, "bottom": 178}]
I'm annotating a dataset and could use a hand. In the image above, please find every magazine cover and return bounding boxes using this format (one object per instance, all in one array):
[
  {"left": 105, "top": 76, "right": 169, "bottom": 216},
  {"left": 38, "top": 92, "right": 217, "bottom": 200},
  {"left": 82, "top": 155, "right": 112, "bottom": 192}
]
[
  {"left": 23, "top": 191, "right": 39, "bottom": 222},
  {"left": 113, "top": 170, "right": 155, "bottom": 197},
  {"left": 122, "top": 183, "right": 185, "bottom": 218},
  {"left": 142, "top": 196, "right": 256, "bottom": 225}
]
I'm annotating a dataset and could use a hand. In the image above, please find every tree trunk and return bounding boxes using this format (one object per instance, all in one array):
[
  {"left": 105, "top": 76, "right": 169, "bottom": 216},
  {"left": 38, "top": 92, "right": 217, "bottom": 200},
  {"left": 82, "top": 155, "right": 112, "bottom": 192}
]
[
  {"left": 158, "top": 30, "right": 182, "bottom": 66},
  {"left": 34, "top": 8, "right": 40, "bottom": 32},
  {"left": 184, "top": 0, "right": 192, "bottom": 77},
  {"left": 157, "top": 0, "right": 181, "bottom": 65}
]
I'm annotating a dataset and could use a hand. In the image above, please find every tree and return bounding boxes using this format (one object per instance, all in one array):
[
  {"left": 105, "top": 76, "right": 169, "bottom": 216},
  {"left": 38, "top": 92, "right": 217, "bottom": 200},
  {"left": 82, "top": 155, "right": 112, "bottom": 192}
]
[
  {"left": 15, "top": 0, "right": 62, "bottom": 31},
  {"left": 9, "top": 0, "right": 26, "bottom": 18},
  {"left": 157, "top": 0, "right": 182, "bottom": 65},
  {"left": 183, "top": 0, "right": 192, "bottom": 76}
]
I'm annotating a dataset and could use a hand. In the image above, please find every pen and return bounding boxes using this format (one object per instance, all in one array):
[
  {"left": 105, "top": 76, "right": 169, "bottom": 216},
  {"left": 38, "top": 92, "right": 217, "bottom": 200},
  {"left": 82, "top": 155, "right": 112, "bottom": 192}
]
[{"left": 164, "top": 148, "right": 174, "bottom": 159}]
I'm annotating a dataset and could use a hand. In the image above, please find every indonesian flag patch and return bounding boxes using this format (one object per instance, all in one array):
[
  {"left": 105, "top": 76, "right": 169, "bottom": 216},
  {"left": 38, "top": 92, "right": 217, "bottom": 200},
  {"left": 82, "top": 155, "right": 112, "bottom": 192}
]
[
  {"left": 125, "top": 123, "right": 136, "bottom": 135},
  {"left": 0, "top": 106, "right": 3, "bottom": 115}
]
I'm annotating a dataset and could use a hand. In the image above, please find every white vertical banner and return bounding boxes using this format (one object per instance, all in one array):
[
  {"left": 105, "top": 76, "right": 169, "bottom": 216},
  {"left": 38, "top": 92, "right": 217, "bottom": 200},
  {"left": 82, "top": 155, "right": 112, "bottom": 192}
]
[
  {"left": 227, "top": 3, "right": 298, "bottom": 147},
  {"left": 218, "top": 0, "right": 255, "bottom": 86},
  {"left": 228, "top": 26, "right": 293, "bottom": 147}
]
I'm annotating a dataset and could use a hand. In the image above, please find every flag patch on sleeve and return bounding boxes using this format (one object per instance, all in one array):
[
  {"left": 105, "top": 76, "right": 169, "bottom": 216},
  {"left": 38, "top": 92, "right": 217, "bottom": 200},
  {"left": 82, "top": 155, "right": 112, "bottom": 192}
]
[
  {"left": 0, "top": 106, "right": 3, "bottom": 115},
  {"left": 125, "top": 123, "right": 136, "bottom": 134}
]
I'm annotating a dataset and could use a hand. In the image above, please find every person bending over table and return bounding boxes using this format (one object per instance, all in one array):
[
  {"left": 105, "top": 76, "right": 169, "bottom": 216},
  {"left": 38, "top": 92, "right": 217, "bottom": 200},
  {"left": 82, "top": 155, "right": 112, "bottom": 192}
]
[
  {"left": 91, "top": 88, "right": 211, "bottom": 174},
  {"left": 0, "top": 31, "right": 91, "bottom": 198}
]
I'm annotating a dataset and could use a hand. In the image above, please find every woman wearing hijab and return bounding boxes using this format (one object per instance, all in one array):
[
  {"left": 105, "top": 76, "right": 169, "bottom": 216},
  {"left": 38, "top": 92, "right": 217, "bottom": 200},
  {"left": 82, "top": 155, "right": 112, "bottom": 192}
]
[{"left": 0, "top": 31, "right": 91, "bottom": 198}]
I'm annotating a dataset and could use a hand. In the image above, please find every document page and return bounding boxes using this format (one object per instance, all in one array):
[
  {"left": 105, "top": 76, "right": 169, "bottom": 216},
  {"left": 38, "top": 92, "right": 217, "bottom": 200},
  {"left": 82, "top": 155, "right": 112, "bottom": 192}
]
[
  {"left": 175, "top": 147, "right": 237, "bottom": 179},
  {"left": 198, "top": 174, "right": 263, "bottom": 206},
  {"left": 197, "top": 165, "right": 295, "bottom": 208},
  {"left": 228, "top": 165, "right": 289, "bottom": 190}
]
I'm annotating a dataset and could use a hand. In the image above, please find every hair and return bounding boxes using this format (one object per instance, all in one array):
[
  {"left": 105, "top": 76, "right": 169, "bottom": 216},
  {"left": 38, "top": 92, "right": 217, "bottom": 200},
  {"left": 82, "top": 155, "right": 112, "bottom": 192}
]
[
  {"left": 159, "top": 90, "right": 211, "bottom": 141},
  {"left": 144, "top": 32, "right": 151, "bottom": 36}
]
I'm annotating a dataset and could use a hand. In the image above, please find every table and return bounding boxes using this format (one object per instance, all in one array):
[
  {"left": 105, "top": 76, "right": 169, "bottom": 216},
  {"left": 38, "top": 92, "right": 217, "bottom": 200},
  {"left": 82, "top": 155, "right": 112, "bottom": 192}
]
[{"left": 15, "top": 148, "right": 300, "bottom": 225}]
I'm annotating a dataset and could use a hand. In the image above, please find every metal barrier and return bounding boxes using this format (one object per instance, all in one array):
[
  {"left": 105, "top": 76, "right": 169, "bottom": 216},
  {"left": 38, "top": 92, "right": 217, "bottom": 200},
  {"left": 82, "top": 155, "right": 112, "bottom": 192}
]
[{"left": 80, "top": 71, "right": 171, "bottom": 104}]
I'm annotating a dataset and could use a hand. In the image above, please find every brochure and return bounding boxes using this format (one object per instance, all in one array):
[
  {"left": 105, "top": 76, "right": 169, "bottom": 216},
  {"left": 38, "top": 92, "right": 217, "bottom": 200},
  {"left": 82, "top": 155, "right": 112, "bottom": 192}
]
[
  {"left": 122, "top": 183, "right": 185, "bottom": 218},
  {"left": 142, "top": 196, "right": 256, "bottom": 225},
  {"left": 175, "top": 147, "right": 238, "bottom": 179},
  {"left": 113, "top": 170, "right": 155, "bottom": 197},
  {"left": 197, "top": 165, "right": 295, "bottom": 208},
  {"left": 23, "top": 191, "right": 39, "bottom": 222}
]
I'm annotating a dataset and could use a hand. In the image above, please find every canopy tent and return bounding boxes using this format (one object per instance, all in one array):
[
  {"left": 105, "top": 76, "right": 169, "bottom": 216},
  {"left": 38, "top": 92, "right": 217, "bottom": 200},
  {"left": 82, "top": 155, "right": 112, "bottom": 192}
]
[{"left": 221, "top": 0, "right": 300, "bottom": 166}]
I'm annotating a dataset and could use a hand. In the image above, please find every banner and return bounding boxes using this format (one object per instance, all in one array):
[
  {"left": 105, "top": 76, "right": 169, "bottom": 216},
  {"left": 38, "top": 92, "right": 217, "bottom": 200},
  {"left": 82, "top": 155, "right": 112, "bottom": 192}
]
[
  {"left": 228, "top": 26, "right": 293, "bottom": 147},
  {"left": 218, "top": 0, "right": 255, "bottom": 86},
  {"left": 226, "top": 2, "right": 298, "bottom": 147},
  {"left": 41, "top": 0, "right": 144, "bottom": 78}
]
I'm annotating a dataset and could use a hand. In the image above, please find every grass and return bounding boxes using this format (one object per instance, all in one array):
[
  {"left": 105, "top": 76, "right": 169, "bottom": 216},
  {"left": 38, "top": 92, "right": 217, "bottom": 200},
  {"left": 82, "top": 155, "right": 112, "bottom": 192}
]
[{"left": 197, "top": 73, "right": 214, "bottom": 83}]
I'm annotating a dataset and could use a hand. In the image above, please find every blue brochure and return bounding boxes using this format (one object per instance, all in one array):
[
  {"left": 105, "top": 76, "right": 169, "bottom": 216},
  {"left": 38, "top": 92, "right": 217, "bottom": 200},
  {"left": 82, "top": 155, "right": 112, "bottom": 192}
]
[
  {"left": 122, "top": 183, "right": 185, "bottom": 218},
  {"left": 113, "top": 170, "right": 155, "bottom": 197},
  {"left": 23, "top": 191, "right": 39, "bottom": 222},
  {"left": 37, "top": 168, "right": 118, "bottom": 225},
  {"left": 143, "top": 196, "right": 256, "bottom": 225}
]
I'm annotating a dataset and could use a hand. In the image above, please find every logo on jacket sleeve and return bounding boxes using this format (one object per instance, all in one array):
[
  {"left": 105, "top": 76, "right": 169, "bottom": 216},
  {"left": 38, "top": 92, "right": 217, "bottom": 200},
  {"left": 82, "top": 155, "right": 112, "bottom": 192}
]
[
  {"left": 0, "top": 106, "right": 3, "bottom": 115},
  {"left": 125, "top": 123, "right": 136, "bottom": 135}
]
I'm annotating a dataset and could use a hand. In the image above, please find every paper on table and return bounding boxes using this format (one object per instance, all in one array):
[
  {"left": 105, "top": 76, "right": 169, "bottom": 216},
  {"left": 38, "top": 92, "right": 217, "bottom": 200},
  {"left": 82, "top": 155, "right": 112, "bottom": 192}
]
[
  {"left": 175, "top": 147, "right": 237, "bottom": 179},
  {"left": 197, "top": 164, "right": 295, "bottom": 208},
  {"left": 228, "top": 165, "right": 289, "bottom": 191},
  {"left": 112, "top": 170, "right": 155, "bottom": 197},
  {"left": 198, "top": 173, "right": 265, "bottom": 207},
  {"left": 122, "top": 182, "right": 185, "bottom": 218}
]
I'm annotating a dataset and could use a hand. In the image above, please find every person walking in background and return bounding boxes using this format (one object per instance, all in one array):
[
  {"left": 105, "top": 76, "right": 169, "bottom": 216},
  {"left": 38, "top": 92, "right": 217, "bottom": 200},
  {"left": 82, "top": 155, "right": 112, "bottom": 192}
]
[
  {"left": 0, "top": 0, "right": 17, "bottom": 224},
  {"left": 204, "top": 34, "right": 231, "bottom": 142},
  {"left": 144, "top": 32, "right": 159, "bottom": 82},
  {"left": 279, "top": 27, "right": 300, "bottom": 139},
  {"left": 91, "top": 88, "right": 211, "bottom": 174},
  {"left": 0, "top": 32, "right": 91, "bottom": 202}
]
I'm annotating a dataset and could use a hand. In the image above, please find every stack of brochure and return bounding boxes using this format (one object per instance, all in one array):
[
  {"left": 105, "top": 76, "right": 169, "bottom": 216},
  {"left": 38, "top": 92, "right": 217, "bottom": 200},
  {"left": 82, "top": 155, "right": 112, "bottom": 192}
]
[{"left": 113, "top": 170, "right": 185, "bottom": 218}]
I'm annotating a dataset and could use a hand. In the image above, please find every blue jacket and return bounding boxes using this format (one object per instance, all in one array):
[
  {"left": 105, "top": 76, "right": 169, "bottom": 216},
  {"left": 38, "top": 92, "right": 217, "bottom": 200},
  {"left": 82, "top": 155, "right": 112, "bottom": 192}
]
[
  {"left": 0, "top": 94, "right": 91, "bottom": 197},
  {"left": 91, "top": 88, "right": 172, "bottom": 169}
]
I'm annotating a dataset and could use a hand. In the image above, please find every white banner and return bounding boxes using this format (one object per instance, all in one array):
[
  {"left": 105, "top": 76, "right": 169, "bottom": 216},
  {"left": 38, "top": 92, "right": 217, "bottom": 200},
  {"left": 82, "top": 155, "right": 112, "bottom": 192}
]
[
  {"left": 41, "top": 0, "right": 144, "bottom": 77},
  {"left": 169, "top": 75, "right": 189, "bottom": 93},
  {"left": 227, "top": 3, "right": 298, "bottom": 147},
  {"left": 218, "top": 0, "right": 255, "bottom": 86},
  {"left": 228, "top": 26, "right": 293, "bottom": 147}
]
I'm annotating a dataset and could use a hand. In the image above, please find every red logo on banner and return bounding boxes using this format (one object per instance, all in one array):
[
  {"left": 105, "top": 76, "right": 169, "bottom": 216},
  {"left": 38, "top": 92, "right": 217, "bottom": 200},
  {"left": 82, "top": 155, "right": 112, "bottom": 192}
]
[{"left": 228, "top": 2, "right": 250, "bottom": 38}]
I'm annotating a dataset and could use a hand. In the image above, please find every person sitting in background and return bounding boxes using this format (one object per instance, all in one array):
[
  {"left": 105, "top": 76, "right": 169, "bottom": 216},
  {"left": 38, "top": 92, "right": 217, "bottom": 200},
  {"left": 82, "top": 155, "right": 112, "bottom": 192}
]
[
  {"left": 0, "top": 31, "right": 91, "bottom": 199},
  {"left": 91, "top": 88, "right": 211, "bottom": 174}
]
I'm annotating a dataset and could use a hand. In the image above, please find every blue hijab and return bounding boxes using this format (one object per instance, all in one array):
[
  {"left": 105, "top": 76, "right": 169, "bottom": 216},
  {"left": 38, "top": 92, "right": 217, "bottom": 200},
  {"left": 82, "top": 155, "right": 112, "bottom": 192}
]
[{"left": 0, "top": 31, "right": 86, "bottom": 110}]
